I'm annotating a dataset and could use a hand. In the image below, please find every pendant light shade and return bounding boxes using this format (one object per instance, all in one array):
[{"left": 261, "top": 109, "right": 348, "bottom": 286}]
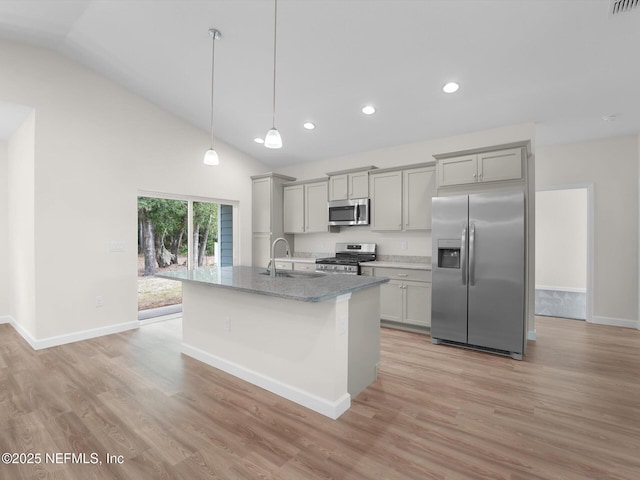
[
  {"left": 203, "top": 148, "right": 219, "bottom": 166},
  {"left": 264, "top": 0, "right": 282, "bottom": 148},
  {"left": 264, "top": 127, "right": 282, "bottom": 149},
  {"left": 204, "top": 28, "right": 221, "bottom": 165}
]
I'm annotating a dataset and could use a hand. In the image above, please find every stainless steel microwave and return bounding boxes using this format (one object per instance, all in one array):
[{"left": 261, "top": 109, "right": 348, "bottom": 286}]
[{"left": 328, "top": 198, "right": 370, "bottom": 226}]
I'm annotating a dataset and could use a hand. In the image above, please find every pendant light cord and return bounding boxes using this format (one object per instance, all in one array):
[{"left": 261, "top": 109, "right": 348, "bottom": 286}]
[
  {"left": 210, "top": 31, "right": 216, "bottom": 149},
  {"left": 272, "top": 0, "right": 278, "bottom": 128}
]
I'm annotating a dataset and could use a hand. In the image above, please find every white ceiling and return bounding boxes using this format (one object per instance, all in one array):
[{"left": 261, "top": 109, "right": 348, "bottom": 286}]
[{"left": 0, "top": 0, "right": 639, "bottom": 167}]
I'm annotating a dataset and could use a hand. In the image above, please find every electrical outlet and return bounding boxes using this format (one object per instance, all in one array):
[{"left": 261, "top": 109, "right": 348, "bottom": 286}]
[
  {"left": 400, "top": 241, "right": 408, "bottom": 251},
  {"left": 110, "top": 241, "right": 125, "bottom": 253},
  {"left": 223, "top": 317, "right": 231, "bottom": 332},
  {"left": 96, "top": 296, "right": 104, "bottom": 308}
]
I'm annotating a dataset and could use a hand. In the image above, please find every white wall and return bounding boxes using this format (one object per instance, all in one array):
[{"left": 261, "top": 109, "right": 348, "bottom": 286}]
[
  {"left": 535, "top": 188, "right": 586, "bottom": 290},
  {"left": 537, "top": 136, "right": 639, "bottom": 327},
  {"left": 7, "top": 112, "right": 37, "bottom": 336},
  {"left": 280, "top": 123, "right": 535, "bottom": 257},
  {"left": 0, "top": 39, "right": 267, "bottom": 342},
  {"left": 0, "top": 141, "right": 9, "bottom": 315}
]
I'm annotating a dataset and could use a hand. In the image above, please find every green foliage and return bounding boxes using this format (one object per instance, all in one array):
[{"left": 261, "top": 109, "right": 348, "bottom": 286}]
[
  {"left": 137, "top": 197, "right": 218, "bottom": 258},
  {"left": 138, "top": 197, "right": 187, "bottom": 237},
  {"left": 194, "top": 201, "right": 218, "bottom": 252}
]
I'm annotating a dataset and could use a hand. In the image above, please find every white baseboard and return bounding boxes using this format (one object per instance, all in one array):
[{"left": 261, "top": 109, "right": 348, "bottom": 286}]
[
  {"left": 590, "top": 315, "right": 640, "bottom": 330},
  {"left": 3, "top": 316, "right": 39, "bottom": 349},
  {"left": 2, "top": 316, "right": 139, "bottom": 350},
  {"left": 182, "top": 342, "right": 351, "bottom": 420},
  {"left": 535, "top": 285, "right": 586, "bottom": 293},
  {"left": 527, "top": 329, "right": 537, "bottom": 341},
  {"left": 0, "top": 315, "right": 9, "bottom": 325}
]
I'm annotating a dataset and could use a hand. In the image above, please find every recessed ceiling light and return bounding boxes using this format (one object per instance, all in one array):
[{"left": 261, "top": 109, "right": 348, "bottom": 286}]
[
  {"left": 303, "top": 122, "right": 316, "bottom": 130},
  {"left": 442, "top": 82, "right": 460, "bottom": 94},
  {"left": 254, "top": 137, "right": 265, "bottom": 144},
  {"left": 362, "top": 105, "right": 376, "bottom": 115}
]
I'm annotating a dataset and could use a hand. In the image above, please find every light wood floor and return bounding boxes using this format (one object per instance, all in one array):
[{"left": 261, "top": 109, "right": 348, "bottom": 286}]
[{"left": 1, "top": 316, "right": 639, "bottom": 479}]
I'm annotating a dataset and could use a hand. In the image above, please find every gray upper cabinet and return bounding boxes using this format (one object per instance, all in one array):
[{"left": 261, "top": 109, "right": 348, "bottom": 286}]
[
  {"left": 477, "top": 148, "right": 523, "bottom": 183},
  {"left": 329, "top": 171, "right": 370, "bottom": 200},
  {"left": 437, "top": 154, "right": 477, "bottom": 187},
  {"left": 252, "top": 176, "right": 273, "bottom": 233},
  {"left": 327, "top": 166, "right": 376, "bottom": 201},
  {"left": 403, "top": 166, "right": 435, "bottom": 231},
  {"left": 329, "top": 174, "right": 349, "bottom": 201},
  {"left": 370, "top": 170, "right": 403, "bottom": 231},
  {"left": 305, "top": 181, "right": 329, "bottom": 233},
  {"left": 283, "top": 184, "right": 304, "bottom": 234},
  {"left": 437, "top": 148, "right": 523, "bottom": 188},
  {"left": 283, "top": 179, "right": 329, "bottom": 234},
  {"left": 370, "top": 164, "right": 435, "bottom": 232}
]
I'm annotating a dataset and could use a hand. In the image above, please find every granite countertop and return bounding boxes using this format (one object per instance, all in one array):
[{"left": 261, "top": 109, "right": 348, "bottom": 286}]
[
  {"left": 156, "top": 266, "right": 388, "bottom": 303},
  {"left": 364, "top": 261, "right": 431, "bottom": 270}
]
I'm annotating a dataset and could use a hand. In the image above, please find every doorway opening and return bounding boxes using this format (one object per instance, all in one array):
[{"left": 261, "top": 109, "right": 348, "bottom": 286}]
[
  {"left": 535, "top": 186, "right": 592, "bottom": 321},
  {"left": 137, "top": 194, "right": 235, "bottom": 320}
]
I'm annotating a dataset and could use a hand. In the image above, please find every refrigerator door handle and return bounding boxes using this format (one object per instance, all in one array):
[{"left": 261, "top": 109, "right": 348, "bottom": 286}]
[
  {"left": 461, "top": 223, "right": 467, "bottom": 285},
  {"left": 469, "top": 222, "right": 476, "bottom": 286}
]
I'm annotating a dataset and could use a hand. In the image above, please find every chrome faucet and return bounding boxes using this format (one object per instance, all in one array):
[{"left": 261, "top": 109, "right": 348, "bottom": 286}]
[{"left": 269, "top": 237, "right": 291, "bottom": 277}]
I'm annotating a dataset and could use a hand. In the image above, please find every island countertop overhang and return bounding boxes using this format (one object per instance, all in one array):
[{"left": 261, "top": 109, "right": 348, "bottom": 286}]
[{"left": 156, "top": 266, "right": 389, "bottom": 302}]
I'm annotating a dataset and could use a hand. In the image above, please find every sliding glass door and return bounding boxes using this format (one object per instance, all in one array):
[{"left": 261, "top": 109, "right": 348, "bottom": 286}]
[{"left": 137, "top": 195, "right": 234, "bottom": 317}]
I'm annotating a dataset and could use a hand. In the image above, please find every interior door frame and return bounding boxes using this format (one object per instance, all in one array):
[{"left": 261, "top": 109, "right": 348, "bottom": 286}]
[{"left": 535, "top": 184, "right": 594, "bottom": 323}]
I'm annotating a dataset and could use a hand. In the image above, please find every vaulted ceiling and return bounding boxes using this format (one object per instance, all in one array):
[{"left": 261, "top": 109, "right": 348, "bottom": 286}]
[{"left": 1, "top": 0, "right": 639, "bottom": 167}]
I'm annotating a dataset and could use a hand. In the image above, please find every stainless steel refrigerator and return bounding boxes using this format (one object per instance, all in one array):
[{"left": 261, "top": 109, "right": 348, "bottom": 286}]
[{"left": 431, "top": 190, "right": 525, "bottom": 360}]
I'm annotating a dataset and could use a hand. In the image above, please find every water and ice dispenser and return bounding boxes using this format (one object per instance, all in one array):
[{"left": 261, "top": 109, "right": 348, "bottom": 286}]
[{"left": 437, "top": 239, "right": 461, "bottom": 269}]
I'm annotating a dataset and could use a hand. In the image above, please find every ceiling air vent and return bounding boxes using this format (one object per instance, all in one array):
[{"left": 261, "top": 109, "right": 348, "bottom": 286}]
[{"left": 610, "top": 0, "right": 639, "bottom": 15}]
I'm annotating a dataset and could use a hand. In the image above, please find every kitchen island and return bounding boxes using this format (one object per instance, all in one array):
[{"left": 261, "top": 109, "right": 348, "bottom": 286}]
[{"left": 157, "top": 266, "right": 388, "bottom": 419}]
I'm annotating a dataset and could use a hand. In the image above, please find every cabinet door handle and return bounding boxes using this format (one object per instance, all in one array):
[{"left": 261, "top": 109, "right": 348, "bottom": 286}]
[{"left": 397, "top": 273, "right": 408, "bottom": 277}]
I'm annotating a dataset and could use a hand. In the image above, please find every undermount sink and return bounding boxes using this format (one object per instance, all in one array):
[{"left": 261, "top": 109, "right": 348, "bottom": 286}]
[{"left": 260, "top": 270, "right": 325, "bottom": 279}]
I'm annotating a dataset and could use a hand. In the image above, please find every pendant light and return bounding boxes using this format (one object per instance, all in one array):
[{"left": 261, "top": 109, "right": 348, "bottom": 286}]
[
  {"left": 204, "top": 28, "right": 221, "bottom": 165},
  {"left": 264, "top": 0, "right": 282, "bottom": 149}
]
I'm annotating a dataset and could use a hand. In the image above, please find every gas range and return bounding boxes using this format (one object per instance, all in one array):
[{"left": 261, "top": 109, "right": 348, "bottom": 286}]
[{"left": 315, "top": 243, "right": 377, "bottom": 275}]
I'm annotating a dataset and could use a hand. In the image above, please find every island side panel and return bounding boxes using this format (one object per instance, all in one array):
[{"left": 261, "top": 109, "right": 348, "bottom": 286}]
[
  {"left": 347, "top": 286, "right": 381, "bottom": 398},
  {"left": 181, "top": 282, "right": 350, "bottom": 417}
]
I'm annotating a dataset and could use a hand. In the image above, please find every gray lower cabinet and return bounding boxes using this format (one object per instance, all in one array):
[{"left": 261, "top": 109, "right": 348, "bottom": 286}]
[
  {"left": 380, "top": 280, "right": 403, "bottom": 323},
  {"left": 361, "top": 266, "right": 431, "bottom": 328},
  {"left": 274, "top": 261, "right": 293, "bottom": 270},
  {"left": 252, "top": 233, "right": 272, "bottom": 270},
  {"left": 292, "top": 261, "right": 316, "bottom": 272},
  {"left": 271, "top": 259, "right": 316, "bottom": 272}
]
